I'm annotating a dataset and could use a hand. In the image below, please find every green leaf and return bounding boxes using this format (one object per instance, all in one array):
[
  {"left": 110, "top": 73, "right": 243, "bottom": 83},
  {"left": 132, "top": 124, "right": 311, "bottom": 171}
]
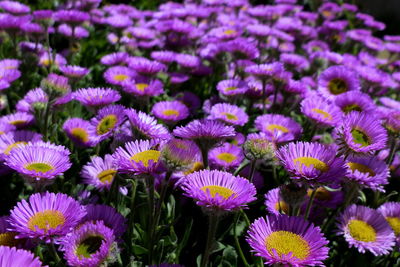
[{"left": 132, "top": 245, "right": 148, "bottom": 255}]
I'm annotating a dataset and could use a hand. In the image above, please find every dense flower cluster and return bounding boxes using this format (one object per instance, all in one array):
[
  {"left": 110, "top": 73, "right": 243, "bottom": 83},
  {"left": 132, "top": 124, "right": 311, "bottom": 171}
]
[{"left": 0, "top": 0, "right": 399, "bottom": 266}]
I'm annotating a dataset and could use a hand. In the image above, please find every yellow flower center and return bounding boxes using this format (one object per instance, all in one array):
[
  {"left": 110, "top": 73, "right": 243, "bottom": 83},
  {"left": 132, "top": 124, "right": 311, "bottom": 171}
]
[
  {"left": 351, "top": 128, "right": 371, "bottom": 147},
  {"left": 113, "top": 74, "right": 128, "bottom": 82},
  {"left": 0, "top": 232, "right": 18, "bottom": 247},
  {"left": 130, "top": 150, "right": 160, "bottom": 167},
  {"left": 97, "top": 169, "right": 116, "bottom": 184},
  {"left": 184, "top": 161, "right": 204, "bottom": 175},
  {"left": 347, "top": 162, "right": 375, "bottom": 176},
  {"left": 96, "top": 114, "right": 117, "bottom": 135},
  {"left": 311, "top": 108, "right": 333, "bottom": 120},
  {"left": 223, "top": 29, "right": 237, "bottom": 35},
  {"left": 308, "top": 187, "right": 332, "bottom": 201},
  {"left": 41, "top": 59, "right": 52, "bottom": 66},
  {"left": 162, "top": 109, "right": 179, "bottom": 117},
  {"left": 293, "top": 157, "right": 329, "bottom": 172},
  {"left": 322, "top": 10, "right": 332, "bottom": 18},
  {"left": 348, "top": 219, "right": 376, "bottom": 242},
  {"left": 343, "top": 104, "right": 362, "bottom": 113},
  {"left": 265, "top": 231, "right": 310, "bottom": 260},
  {"left": 136, "top": 83, "right": 149, "bottom": 91},
  {"left": 25, "top": 162, "right": 54, "bottom": 173},
  {"left": 386, "top": 217, "right": 400, "bottom": 236},
  {"left": 221, "top": 112, "right": 238, "bottom": 121},
  {"left": 266, "top": 124, "right": 289, "bottom": 133},
  {"left": 70, "top": 127, "right": 89, "bottom": 143},
  {"left": 224, "top": 86, "right": 237, "bottom": 92},
  {"left": 274, "top": 201, "right": 289, "bottom": 214},
  {"left": 75, "top": 235, "right": 104, "bottom": 259},
  {"left": 27, "top": 210, "right": 66, "bottom": 232},
  {"left": 4, "top": 141, "right": 27, "bottom": 155},
  {"left": 216, "top": 152, "right": 237, "bottom": 163},
  {"left": 201, "top": 185, "right": 235, "bottom": 199},
  {"left": 10, "top": 120, "right": 27, "bottom": 126},
  {"left": 328, "top": 78, "right": 348, "bottom": 95}
]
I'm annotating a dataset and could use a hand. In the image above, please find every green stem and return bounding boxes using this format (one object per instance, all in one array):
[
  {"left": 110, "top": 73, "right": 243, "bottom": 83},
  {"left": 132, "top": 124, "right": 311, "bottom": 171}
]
[
  {"left": 200, "top": 147, "right": 209, "bottom": 169},
  {"left": 386, "top": 136, "right": 398, "bottom": 165},
  {"left": 147, "top": 176, "right": 155, "bottom": 265},
  {"left": 128, "top": 179, "right": 137, "bottom": 252},
  {"left": 233, "top": 160, "right": 250, "bottom": 176},
  {"left": 106, "top": 175, "right": 119, "bottom": 205},
  {"left": 48, "top": 242, "right": 61, "bottom": 264},
  {"left": 248, "top": 160, "right": 256, "bottom": 183},
  {"left": 200, "top": 215, "right": 220, "bottom": 267},
  {"left": 304, "top": 189, "right": 316, "bottom": 220},
  {"left": 43, "top": 100, "right": 52, "bottom": 142},
  {"left": 153, "top": 171, "right": 172, "bottom": 229},
  {"left": 233, "top": 212, "right": 250, "bottom": 267}
]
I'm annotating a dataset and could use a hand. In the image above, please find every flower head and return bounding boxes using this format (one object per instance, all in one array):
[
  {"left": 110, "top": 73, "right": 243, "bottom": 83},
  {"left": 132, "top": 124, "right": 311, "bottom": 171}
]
[
  {"left": 301, "top": 95, "right": 343, "bottom": 127},
  {"left": 209, "top": 103, "right": 248, "bottom": 126},
  {"left": 180, "top": 170, "right": 256, "bottom": 212},
  {"left": 9, "top": 192, "right": 86, "bottom": 241},
  {"left": 318, "top": 65, "right": 360, "bottom": 100},
  {"left": 255, "top": 114, "right": 302, "bottom": 143},
  {"left": 63, "top": 118, "right": 98, "bottom": 147},
  {"left": 246, "top": 214, "right": 329, "bottom": 266},
  {"left": 378, "top": 202, "right": 400, "bottom": 246},
  {"left": 152, "top": 100, "right": 189, "bottom": 124},
  {"left": 337, "top": 204, "right": 395, "bottom": 256},
  {"left": 0, "top": 246, "right": 44, "bottom": 267},
  {"left": 90, "top": 105, "right": 126, "bottom": 142},
  {"left": 209, "top": 143, "right": 244, "bottom": 170},
  {"left": 81, "top": 154, "right": 118, "bottom": 191}
]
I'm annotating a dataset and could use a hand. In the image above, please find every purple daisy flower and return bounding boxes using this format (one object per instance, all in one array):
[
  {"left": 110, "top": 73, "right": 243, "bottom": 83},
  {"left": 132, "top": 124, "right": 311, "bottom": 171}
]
[
  {"left": 209, "top": 143, "right": 244, "bottom": 170},
  {"left": 114, "top": 139, "right": 162, "bottom": 176},
  {"left": 122, "top": 76, "right": 164, "bottom": 97},
  {"left": 82, "top": 204, "right": 127, "bottom": 240},
  {"left": 63, "top": 118, "right": 98, "bottom": 147},
  {"left": 345, "top": 155, "right": 389, "bottom": 192},
  {"left": 173, "top": 119, "right": 236, "bottom": 152},
  {"left": 127, "top": 57, "right": 166, "bottom": 76},
  {"left": 244, "top": 62, "right": 285, "bottom": 80},
  {"left": 100, "top": 52, "right": 129, "bottom": 66},
  {"left": 58, "top": 24, "right": 89, "bottom": 39},
  {"left": 264, "top": 188, "right": 290, "bottom": 215},
  {"left": 0, "top": 130, "right": 42, "bottom": 159},
  {"left": 38, "top": 53, "right": 67, "bottom": 69},
  {"left": 41, "top": 73, "right": 70, "bottom": 96},
  {"left": 209, "top": 103, "right": 248, "bottom": 127},
  {"left": 380, "top": 97, "right": 400, "bottom": 110},
  {"left": 337, "top": 204, "right": 395, "bottom": 256},
  {"left": 16, "top": 88, "right": 48, "bottom": 114},
  {"left": 0, "top": 216, "right": 21, "bottom": 247},
  {"left": 59, "top": 65, "right": 90, "bottom": 79},
  {"left": 216, "top": 79, "right": 248, "bottom": 97},
  {"left": 335, "top": 112, "right": 388, "bottom": 155},
  {"left": 151, "top": 100, "right": 189, "bottom": 124},
  {"left": 105, "top": 14, "right": 132, "bottom": 29},
  {"left": 246, "top": 214, "right": 329, "bottom": 266},
  {"left": 0, "top": 112, "right": 34, "bottom": 129},
  {"left": 150, "top": 50, "right": 176, "bottom": 64},
  {"left": 160, "top": 139, "right": 200, "bottom": 171},
  {"left": 276, "top": 142, "right": 346, "bottom": 184},
  {"left": 125, "top": 108, "right": 171, "bottom": 141},
  {"left": 0, "top": 1, "right": 30, "bottom": 15},
  {"left": 103, "top": 66, "right": 135, "bottom": 86},
  {"left": 318, "top": 65, "right": 360, "bottom": 100},
  {"left": 255, "top": 114, "right": 302, "bottom": 143},
  {"left": 301, "top": 95, "right": 343, "bottom": 127},
  {"left": 60, "top": 221, "right": 115, "bottom": 267},
  {"left": 378, "top": 202, "right": 400, "bottom": 246},
  {"left": 81, "top": 154, "right": 118, "bottom": 191},
  {"left": 180, "top": 170, "right": 256, "bottom": 212},
  {"left": 0, "top": 121, "right": 15, "bottom": 136},
  {"left": 73, "top": 88, "right": 121, "bottom": 110},
  {"left": 0, "top": 59, "right": 20, "bottom": 70},
  {"left": 0, "top": 246, "right": 43, "bottom": 267},
  {"left": 175, "top": 53, "right": 201, "bottom": 69},
  {"left": 90, "top": 105, "right": 126, "bottom": 142},
  {"left": 305, "top": 185, "right": 344, "bottom": 210},
  {"left": 9, "top": 192, "right": 86, "bottom": 241},
  {"left": 335, "top": 91, "right": 376, "bottom": 114},
  {"left": 5, "top": 142, "right": 72, "bottom": 187},
  {"left": 53, "top": 10, "right": 90, "bottom": 26}
]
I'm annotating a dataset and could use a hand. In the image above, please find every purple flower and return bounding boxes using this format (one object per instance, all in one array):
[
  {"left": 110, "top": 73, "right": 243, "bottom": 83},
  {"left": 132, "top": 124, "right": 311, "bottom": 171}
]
[
  {"left": 209, "top": 103, "right": 248, "bottom": 126},
  {"left": 276, "top": 142, "right": 346, "bottom": 184},
  {"left": 81, "top": 154, "right": 117, "bottom": 191},
  {"left": 378, "top": 202, "right": 400, "bottom": 246},
  {"left": 100, "top": 52, "right": 129, "bottom": 66},
  {"left": 53, "top": 10, "right": 90, "bottom": 25},
  {"left": 103, "top": 66, "right": 135, "bottom": 86},
  {"left": 0, "top": 246, "right": 44, "bottom": 267},
  {"left": 73, "top": 88, "right": 121, "bottom": 110},
  {"left": 301, "top": 95, "right": 343, "bottom": 127},
  {"left": 9, "top": 192, "right": 86, "bottom": 241},
  {"left": 180, "top": 169, "right": 256, "bottom": 212},
  {"left": 127, "top": 57, "right": 166, "bottom": 76},
  {"left": 16, "top": 88, "right": 48, "bottom": 113},
  {"left": 337, "top": 204, "right": 395, "bottom": 256},
  {"left": 63, "top": 118, "right": 98, "bottom": 147},
  {"left": 60, "top": 221, "right": 115, "bottom": 267},
  {"left": 90, "top": 105, "right": 126, "bottom": 142},
  {"left": 246, "top": 214, "right": 329, "bottom": 266},
  {"left": 335, "top": 91, "right": 376, "bottom": 114},
  {"left": 122, "top": 76, "right": 164, "bottom": 97},
  {"left": 152, "top": 100, "right": 189, "bottom": 124},
  {"left": 264, "top": 188, "right": 290, "bottom": 215},
  {"left": 345, "top": 155, "right": 389, "bottom": 192},
  {"left": 0, "top": 1, "right": 30, "bottom": 15},
  {"left": 209, "top": 143, "right": 244, "bottom": 170},
  {"left": 318, "top": 65, "right": 360, "bottom": 100},
  {"left": 216, "top": 79, "right": 248, "bottom": 96},
  {"left": 0, "top": 130, "right": 42, "bottom": 159},
  {"left": 335, "top": 112, "right": 388, "bottom": 155},
  {"left": 255, "top": 114, "right": 302, "bottom": 143},
  {"left": 59, "top": 65, "right": 90, "bottom": 79}
]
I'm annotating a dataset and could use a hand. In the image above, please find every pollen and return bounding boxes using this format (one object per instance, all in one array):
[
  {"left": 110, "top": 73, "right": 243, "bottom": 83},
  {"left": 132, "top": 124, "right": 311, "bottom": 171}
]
[
  {"left": 113, "top": 74, "right": 128, "bottom": 82},
  {"left": 266, "top": 124, "right": 289, "bottom": 133},
  {"left": 27, "top": 210, "right": 66, "bottom": 232},
  {"left": 293, "top": 157, "right": 329, "bottom": 172},
  {"left": 201, "top": 185, "right": 235, "bottom": 199},
  {"left": 0, "top": 232, "right": 19, "bottom": 247},
  {"left": 162, "top": 109, "right": 179, "bottom": 117},
  {"left": 4, "top": 141, "right": 27, "bottom": 155},
  {"left": 97, "top": 169, "right": 116, "bottom": 184},
  {"left": 25, "top": 162, "right": 54, "bottom": 173},
  {"left": 216, "top": 152, "right": 237, "bottom": 163},
  {"left": 265, "top": 231, "right": 310, "bottom": 260},
  {"left": 351, "top": 128, "right": 371, "bottom": 147},
  {"left": 311, "top": 108, "right": 333, "bottom": 120},
  {"left": 347, "top": 162, "right": 375, "bottom": 176},
  {"left": 386, "top": 217, "right": 400, "bottom": 236},
  {"left": 274, "top": 201, "right": 289, "bottom": 214},
  {"left": 348, "top": 219, "right": 376, "bottom": 242},
  {"left": 130, "top": 150, "right": 160, "bottom": 167},
  {"left": 96, "top": 114, "right": 117, "bottom": 135},
  {"left": 135, "top": 83, "right": 149, "bottom": 92},
  {"left": 71, "top": 127, "right": 89, "bottom": 143},
  {"left": 221, "top": 112, "right": 238, "bottom": 121},
  {"left": 328, "top": 78, "right": 348, "bottom": 95},
  {"left": 75, "top": 235, "right": 104, "bottom": 259}
]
